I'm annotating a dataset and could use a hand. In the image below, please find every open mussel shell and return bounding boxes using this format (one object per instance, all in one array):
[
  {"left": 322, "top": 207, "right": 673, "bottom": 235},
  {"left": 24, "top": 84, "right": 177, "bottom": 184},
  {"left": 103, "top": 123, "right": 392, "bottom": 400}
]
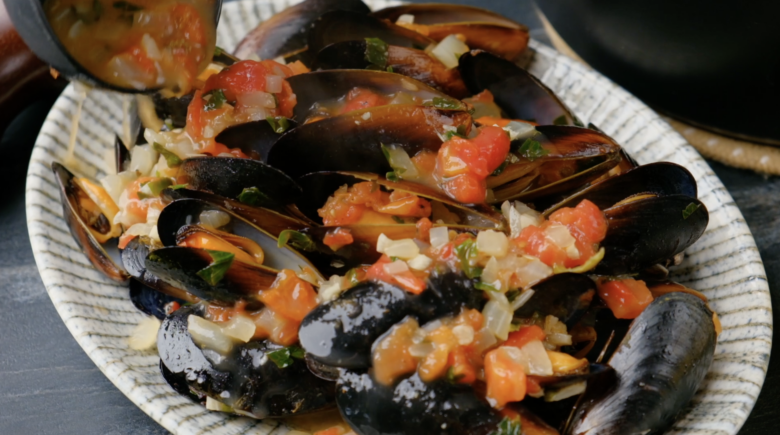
[
  {"left": 299, "top": 272, "right": 484, "bottom": 369},
  {"left": 337, "top": 370, "right": 501, "bottom": 435},
  {"left": 150, "top": 92, "right": 194, "bottom": 130},
  {"left": 162, "top": 188, "right": 307, "bottom": 237},
  {"left": 5, "top": 0, "right": 222, "bottom": 93},
  {"left": 596, "top": 195, "right": 708, "bottom": 275},
  {"left": 543, "top": 161, "right": 698, "bottom": 215},
  {"left": 234, "top": 0, "right": 371, "bottom": 62},
  {"left": 158, "top": 305, "right": 336, "bottom": 418},
  {"left": 295, "top": 171, "right": 503, "bottom": 228},
  {"left": 129, "top": 279, "right": 187, "bottom": 320},
  {"left": 179, "top": 157, "right": 303, "bottom": 206},
  {"left": 514, "top": 273, "right": 597, "bottom": 328},
  {"left": 372, "top": 4, "right": 530, "bottom": 60},
  {"left": 312, "top": 42, "right": 470, "bottom": 98},
  {"left": 156, "top": 198, "right": 317, "bottom": 273},
  {"left": 51, "top": 162, "right": 128, "bottom": 283},
  {"left": 459, "top": 50, "right": 578, "bottom": 125},
  {"left": 267, "top": 104, "right": 471, "bottom": 179},
  {"left": 214, "top": 118, "right": 299, "bottom": 162},
  {"left": 121, "top": 237, "right": 199, "bottom": 303},
  {"left": 145, "top": 246, "right": 278, "bottom": 304},
  {"left": 566, "top": 292, "right": 716, "bottom": 435},
  {"left": 287, "top": 69, "right": 464, "bottom": 122},
  {"left": 308, "top": 10, "right": 433, "bottom": 55}
]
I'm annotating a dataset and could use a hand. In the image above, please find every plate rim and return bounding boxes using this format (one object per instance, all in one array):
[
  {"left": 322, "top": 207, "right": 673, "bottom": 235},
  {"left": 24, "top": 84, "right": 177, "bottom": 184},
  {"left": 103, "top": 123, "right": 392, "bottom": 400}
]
[{"left": 24, "top": 1, "right": 772, "bottom": 434}]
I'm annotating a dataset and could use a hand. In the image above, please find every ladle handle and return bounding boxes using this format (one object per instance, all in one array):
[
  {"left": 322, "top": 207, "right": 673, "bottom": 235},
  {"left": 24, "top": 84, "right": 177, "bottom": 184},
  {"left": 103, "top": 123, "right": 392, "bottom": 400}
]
[{"left": 0, "top": 0, "right": 67, "bottom": 134}]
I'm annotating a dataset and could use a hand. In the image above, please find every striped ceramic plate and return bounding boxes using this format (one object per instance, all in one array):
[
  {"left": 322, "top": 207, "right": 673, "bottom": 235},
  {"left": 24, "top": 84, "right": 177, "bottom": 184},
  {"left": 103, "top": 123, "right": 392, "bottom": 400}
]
[{"left": 25, "top": 0, "right": 771, "bottom": 433}]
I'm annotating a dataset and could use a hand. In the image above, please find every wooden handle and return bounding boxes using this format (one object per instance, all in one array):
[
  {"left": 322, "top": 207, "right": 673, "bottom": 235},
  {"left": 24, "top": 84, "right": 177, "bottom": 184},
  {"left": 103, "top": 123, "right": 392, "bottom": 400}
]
[{"left": 0, "top": 0, "right": 67, "bottom": 133}]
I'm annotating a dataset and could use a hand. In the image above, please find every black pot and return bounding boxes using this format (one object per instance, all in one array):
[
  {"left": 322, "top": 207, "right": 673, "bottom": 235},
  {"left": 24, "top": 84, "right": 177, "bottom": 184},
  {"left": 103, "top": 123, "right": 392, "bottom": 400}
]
[
  {"left": 535, "top": 0, "right": 780, "bottom": 145},
  {"left": 3, "top": 0, "right": 223, "bottom": 93}
]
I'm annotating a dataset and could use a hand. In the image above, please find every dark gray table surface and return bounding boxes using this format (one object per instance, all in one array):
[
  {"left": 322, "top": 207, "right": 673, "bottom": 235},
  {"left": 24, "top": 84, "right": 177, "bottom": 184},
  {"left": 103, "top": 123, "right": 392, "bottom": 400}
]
[{"left": 0, "top": 1, "right": 777, "bottom": 434}]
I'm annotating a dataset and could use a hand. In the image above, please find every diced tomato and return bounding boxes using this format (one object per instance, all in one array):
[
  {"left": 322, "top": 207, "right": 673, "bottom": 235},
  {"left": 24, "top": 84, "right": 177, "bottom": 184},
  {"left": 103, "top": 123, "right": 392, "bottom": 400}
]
[
  {"left": 260, "top": 269, "right": 318, "bottom": 322},
  {"left": 416, "top": 217, "right": 432, "bottom": 243},
  {"left": 366, "top": 255, "right": 428, "bottom": 294},
  {"left": 503, "top": 325, "right": 546, "bottom": 350},
  {"left": 373, "top": 319, "right": 419, "bottom": 386},
  {"left": 452, "top": 233, "right": 474, "bottom": 247},
  {"left": 469, "top": 89, "right": 496, "bottom": 103},
  {"left": 515, "top": 224, "right": 568, "bottom": 267},
  {"left": 456, "top": 309, "right": 485, "bottom": 331},
  {"left": 341, "top": 88, "right": 389, "bottom": 114},
  {"left": 323, "top": 228, "right": 354, "bottom": 251},
  {"left": 485, "top": 347, "right": 527, "bottom": 408},
  {"left": 597, "top": 278, "right": 653, "bottom": 319},
  {"left": 447, "top": 346, "right": 477, "bottom": 384},
  {"left": 412, "top": 150, "right": 437, "bottom": 173},
  {"left": 471, "top": 126, "right": 511, "bottom": 173},
  {"left": 438, "top": 137, "right": 489, "bottom": 178},
  {"left": 475, "top": 116, "right": 512, "bottom": 128},
  {"left": 376, "top": 191, "right": 431, "bottom": 217},
  {"left": 287, "top": 60, "right": 311, "bottom": 76},
  {"left": 200, "top": 140, "right": 249, "bottom": 158},
  {"left": 252, "top": 307, "right": 299, "bottom": 346},
  {"left": 203, "top": 60, "right": 293, "bottom": 101},
  {"left": 549, "top": 200, "right": 608, "bottom": 244},
  {"left": 526, "top": 376, "right": 543, "bottom": 395},
  {"left": 117, "top": 233, "right": 138, "bottom": 250},
  {"left": 442, "top": 174, "right": 487, "bottom": 204},
  {"left": 122, "top": 44, "right": 157, "bottom": 76},
  {"left": 313, "top": 427, "right": 346, "bottom": 435},
  {"left": 419, "top": 326, "right": 458, "bottom": 382}
]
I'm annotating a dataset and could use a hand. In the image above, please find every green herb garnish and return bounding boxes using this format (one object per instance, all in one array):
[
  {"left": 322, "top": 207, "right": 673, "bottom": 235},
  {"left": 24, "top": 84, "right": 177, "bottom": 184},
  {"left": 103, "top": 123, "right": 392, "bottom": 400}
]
[
  {"left": 152, "top": 142, "right": 182, "bottom": 167},
  {"left": 266, "top": 116, "right": 290, "bottom": 134},
  {"left": 386, "top": 171, "right": 400, "bottom": 182},
  {"left": 278, "top": 230, "right": 317, "bottom": 252},
  {"left": 170, "top": 184, "right": 188, "bottom": 190},
  {"left": 391, "top": 216, "right": 405, "bottom": 224},
  {"left": 137, "top": 178, "right": 173, "bottom": 199},
  {"left": 491, "top": 160, "right": 509, "bottom": 176},
  {"left": 237, "top": 187, "right": 269, "bottom": 206},
  {"left": 386, "top": 66, "right": 395, "bottom": 73},
  {"left": 446, "top": 367, "right": 465, "bottom": 384},
  {"left": 390, "top": 256, "right": 400, "bottom": 262},
  {"left": 425, "top": 97, "right": 461, "bottom": 110},
  {"left": 214, "top": 46, "right": 224, "bottom": 56},
  {"left": 552, "top": 114, "right": 568, "bottom": 126},
  {"left": 475, "top": 282, "right": 499, "bottom": 292},
  {"left": 112, "top": 1, "right": 143, "bottom": 12},
  {"left": 574, "top": 116, "right": 585, "bottom": 127},
  {"left": 345, "top": 268, "right": 361, "bottom": 287},
  {"left": 445, "top": 124, "right": 469, "bottom": 141},
  {"left": 203, "top": 89, "right": 227, "bottom": 111},
  {"left": 454, "top": 239, "right": 482, "bottom": 279},
  {"left": 516, "top": 138, "right": 549, "bottom": 162},
  {"left": 267, "top": 345, "right": 306, "bottom": 369},
  {"left": 489, "top": 417, "right": 522, "bottom": 435},
  {"left": 365, "top": 37, "right": 389, "bottom": 69},
  {"left": 196, "top": 250, "right": 235, "bottom": 286},
  {"left": 682, "top": 203, "right": 701, "bottom": 220}
]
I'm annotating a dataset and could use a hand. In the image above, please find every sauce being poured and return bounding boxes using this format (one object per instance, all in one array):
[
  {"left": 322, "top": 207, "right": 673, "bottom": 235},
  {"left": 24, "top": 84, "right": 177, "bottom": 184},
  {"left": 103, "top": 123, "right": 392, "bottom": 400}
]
[{"left": 44, "top": 0, "right": 217, "bottom": 94}]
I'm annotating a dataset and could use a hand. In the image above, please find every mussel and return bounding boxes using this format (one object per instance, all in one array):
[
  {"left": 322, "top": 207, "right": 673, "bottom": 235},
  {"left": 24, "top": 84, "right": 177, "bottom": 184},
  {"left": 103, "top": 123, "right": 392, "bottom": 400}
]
[
  {"left": 566, "top": 292, "right": 716, "bottom": 434},
  {"left": 158, "top": 305, "right": 335, "bottom": 418}
]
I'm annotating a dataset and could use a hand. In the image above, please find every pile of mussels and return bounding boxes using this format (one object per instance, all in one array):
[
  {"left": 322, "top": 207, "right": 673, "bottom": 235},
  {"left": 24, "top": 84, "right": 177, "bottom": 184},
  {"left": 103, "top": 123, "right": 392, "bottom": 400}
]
[{"left": 53, "top": 1, "right": 717, "bottom": 434}]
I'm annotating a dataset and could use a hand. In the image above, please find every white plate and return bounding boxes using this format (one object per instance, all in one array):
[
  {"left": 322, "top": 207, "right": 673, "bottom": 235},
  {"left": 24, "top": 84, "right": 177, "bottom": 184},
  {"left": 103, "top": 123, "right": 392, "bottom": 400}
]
[{"left": 25, "top": 0, "right": 772, "bottom": 433}]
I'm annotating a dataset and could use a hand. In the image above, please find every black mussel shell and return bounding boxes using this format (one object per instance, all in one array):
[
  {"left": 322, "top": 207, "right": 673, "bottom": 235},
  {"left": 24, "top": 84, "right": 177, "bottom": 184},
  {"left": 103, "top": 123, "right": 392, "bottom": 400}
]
[
  {"left": 514, "top": 273, "right": 597, "bottom": 328},
  {"left": 121, "top": 238, "right": 197, "bottom": 303},
  {"left": 267, "top": 105, "right": 471, "bottom": 179},
  {"left": 145, "top": 246, "right": 277, "bottom": 304},
  {"left": 287, "top": 70, "right": 461, "bottom": 122},
  {"left": 129, "top": 279, "right": 186, "bottom": 320},
  {"left": 299, "top": 273, "right": 484, "bottom": 368},
  {"left": 597, "top": 195, "right": 708, "bottom": 275},
  {"left": 308, "top": 10, "right": 433, "bottom": 55},
  {"left": 337, "top": 371, "right": 500, "bottom": 435},
  {"left": 160, "top": 360, "right": 203, "bottom": 403},
  {"left": 234, "top": 0, "right": 371, "bottom": 62},
  {"left": 567, "top": 292, "right": 716, "bottom": 435},
  {"left": 460, "top": 50, "right": 578, "bottom": 125},
  {"left": 152, "top": 92, "right": 194, "bottom": 129},
  {"left": 52, "top": 162, "right": 127, "bottom": 283},
  {"left": 179, "top": 157, "right": 302, "bottom": 206},
  {"left": 214, "top": 118, "right": 299, "bottom": 162},
  {"left": 158, "top": 305, "right": 336, "bottom": 418},
  {"left": 544, "top": 162, "right": 698, "bottom": 215}
]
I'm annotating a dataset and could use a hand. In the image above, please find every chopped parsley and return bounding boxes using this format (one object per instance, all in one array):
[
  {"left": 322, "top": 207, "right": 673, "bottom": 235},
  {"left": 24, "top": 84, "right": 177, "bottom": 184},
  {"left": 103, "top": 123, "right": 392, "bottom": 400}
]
[
  {"left": 152, "top": 142, "right": 182, "bottom": 167},
  {"left": 345, "top": 268, "right": 362, "bottom": 287},
  {"left": 445, "top": 124, "right": 469, "bottom": 140},
  {"left": 391, "top": 216, "right": 405, "bottom": 224},
  {"left": 386, "top": 171, "right": 400, "bottom": 182},
  {"left": 475, "top": 282, "right": 499, "bottom": 292},
  {"left": 365, "top": 37, "right": 389, "bottom": 69},
  {"left": 237, "top": 187, "right": 269, "bottom": 206},
  {"left": 446, "top": 367, "right": 465, "bottom": 384},
  {"left": 491, "top": 160, "right": 509, "bottom": 176},
  {"left": 278, "top": 230, "right": 317, "bottom": 252},
  {"left": 489, "top": 417, "right": 522, "bottom": 435},
  {"left": 203, "top": 89, "right": 227, "bottom": 111},
  {"left": 169, "top": 184, "right": 188, "bottom": 190},
  {"left": 424, "top": 97, "right": 462, "bottom": 110},
  {"left": 214, "top": 46, "right": 224, "bottom": 56},
  {"left": 386, "top": 66, "right": 395, "bottom": 73},
  {"left": 137, "top": 178, "right": 172, "bottom": 199},
  {"left": 267, "top": 345, "right": 306, "bottom": 369},
  {"left": 516, "top": 138, "right": 549, "bottom": 162},
  {"left": 266, "top": 116, "right": 290, "bottom": 134},
  {"left": 196, "top": 250, "right": 235, "bottom": 286},
  {"left": 552, "top": 114, "right": 568, "bottom": 126},
  {"left": 682, "top": 202, "right": 701, "bottom": 220},
  {"left": 454, "top": 239, "right": 482, "bottom": 279}
]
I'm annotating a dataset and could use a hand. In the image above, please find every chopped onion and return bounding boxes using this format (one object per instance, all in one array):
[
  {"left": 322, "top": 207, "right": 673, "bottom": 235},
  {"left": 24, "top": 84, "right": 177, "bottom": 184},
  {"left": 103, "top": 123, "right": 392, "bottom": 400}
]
[
  {"left": 318, "top": 275, "right": 343, "bottom": 302},
  {"left": 265, "top": 75, "right": 283, "bottom": 93},
  {"left": 476, "top": 230, "right": 509, "bottom": 258},
  {"left": 237, "top": 91, "right": 276, "bottom": 109},
  {"left": 188, "top": 315, "right": 233, "bottom": 354},
  {"left": 429, "top": 227, "right": 449, "bottom": 249},
  {"left": 206, "top": 396, "right": 233, "bottom": 412},
  {"left": 545, "top": 381, "right": 586, "bottom": 402},
  {"left": 383, "top": 259, "right": 410, "bottom": 275},
  {"left": 200, "top": 210, "right": 231, "bottom": 229},
  {"left": 430, "top": 34, "right": 470, "bottom": 69},
  {"left": 127, "top": 316, "right": 161, "bottom": 350},
  {"left": 400, "top": 78, "right": 419, "bottom": 91},
  {"left": 452, "top": 324, "right": 475, "bottom": 345},
  {"left": 376, "top": 233, "right": 392, "bottom": 254},
  {"left": 100, "top": 170, "right": 137, "bottom": 204},
  {"left": 472, "top": 327, "right": 498, "bottom": 354},
  {"left": 129, "top": 144, "right": 158, "bottom": 176},
  {"left": 385, "top": 145, "right": 419, "bottom": 179},
  {"left": 483, "top": 299, "right": 513, "bottom": 340},
  {"left": 547, "top": 333, "right": 573, "bottom": 346},
  {"left": 141, "top": 33, "right": 162, "bottom": 60},
  {"left": 515, "top": 255, "right": 553, "bottom": 288},
  {"left": 511, "top": 289, "right": 535, "bottom": 311},
  {"left": 503, "top": 121, "right": 536, "bottom": 141},
  {"left": 396, "top": 14, "right": 415, "bottom": 24},
  {"left": 407, "top": 254, "right": 433, "bottom": 271},
  {"left": 124, "top": 223, "right": 155, "bottom": 238},
  {"left": 149, "top": 226, "right": 161, "bottom": 244},
  {"left": 481, "top": 256, "right": 501, "bottom": 291},
  {"left": 510, "top": 340, "right": 553, "bottom": 376},
  {"left": 221, "top": 315, "right": 256, "bottom": 343},
  {"left": 408, "top": 342, "right": 434, "bottom": 358},
  {"left": 146, "top": 205, "right": 162, "bottom": 225},
  {"left": 383, "top": 238, "right": 421, "bottom": 260},
  {"left": 502, "top": 201, "right": 541, "bottom": 239}
]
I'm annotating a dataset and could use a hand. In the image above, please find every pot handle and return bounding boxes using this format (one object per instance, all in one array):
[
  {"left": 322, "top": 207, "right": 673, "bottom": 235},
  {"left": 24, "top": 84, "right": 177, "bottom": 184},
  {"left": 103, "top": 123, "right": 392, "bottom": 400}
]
[{"left": 0, "top": 0, "right": 67, "bottom": 134}]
